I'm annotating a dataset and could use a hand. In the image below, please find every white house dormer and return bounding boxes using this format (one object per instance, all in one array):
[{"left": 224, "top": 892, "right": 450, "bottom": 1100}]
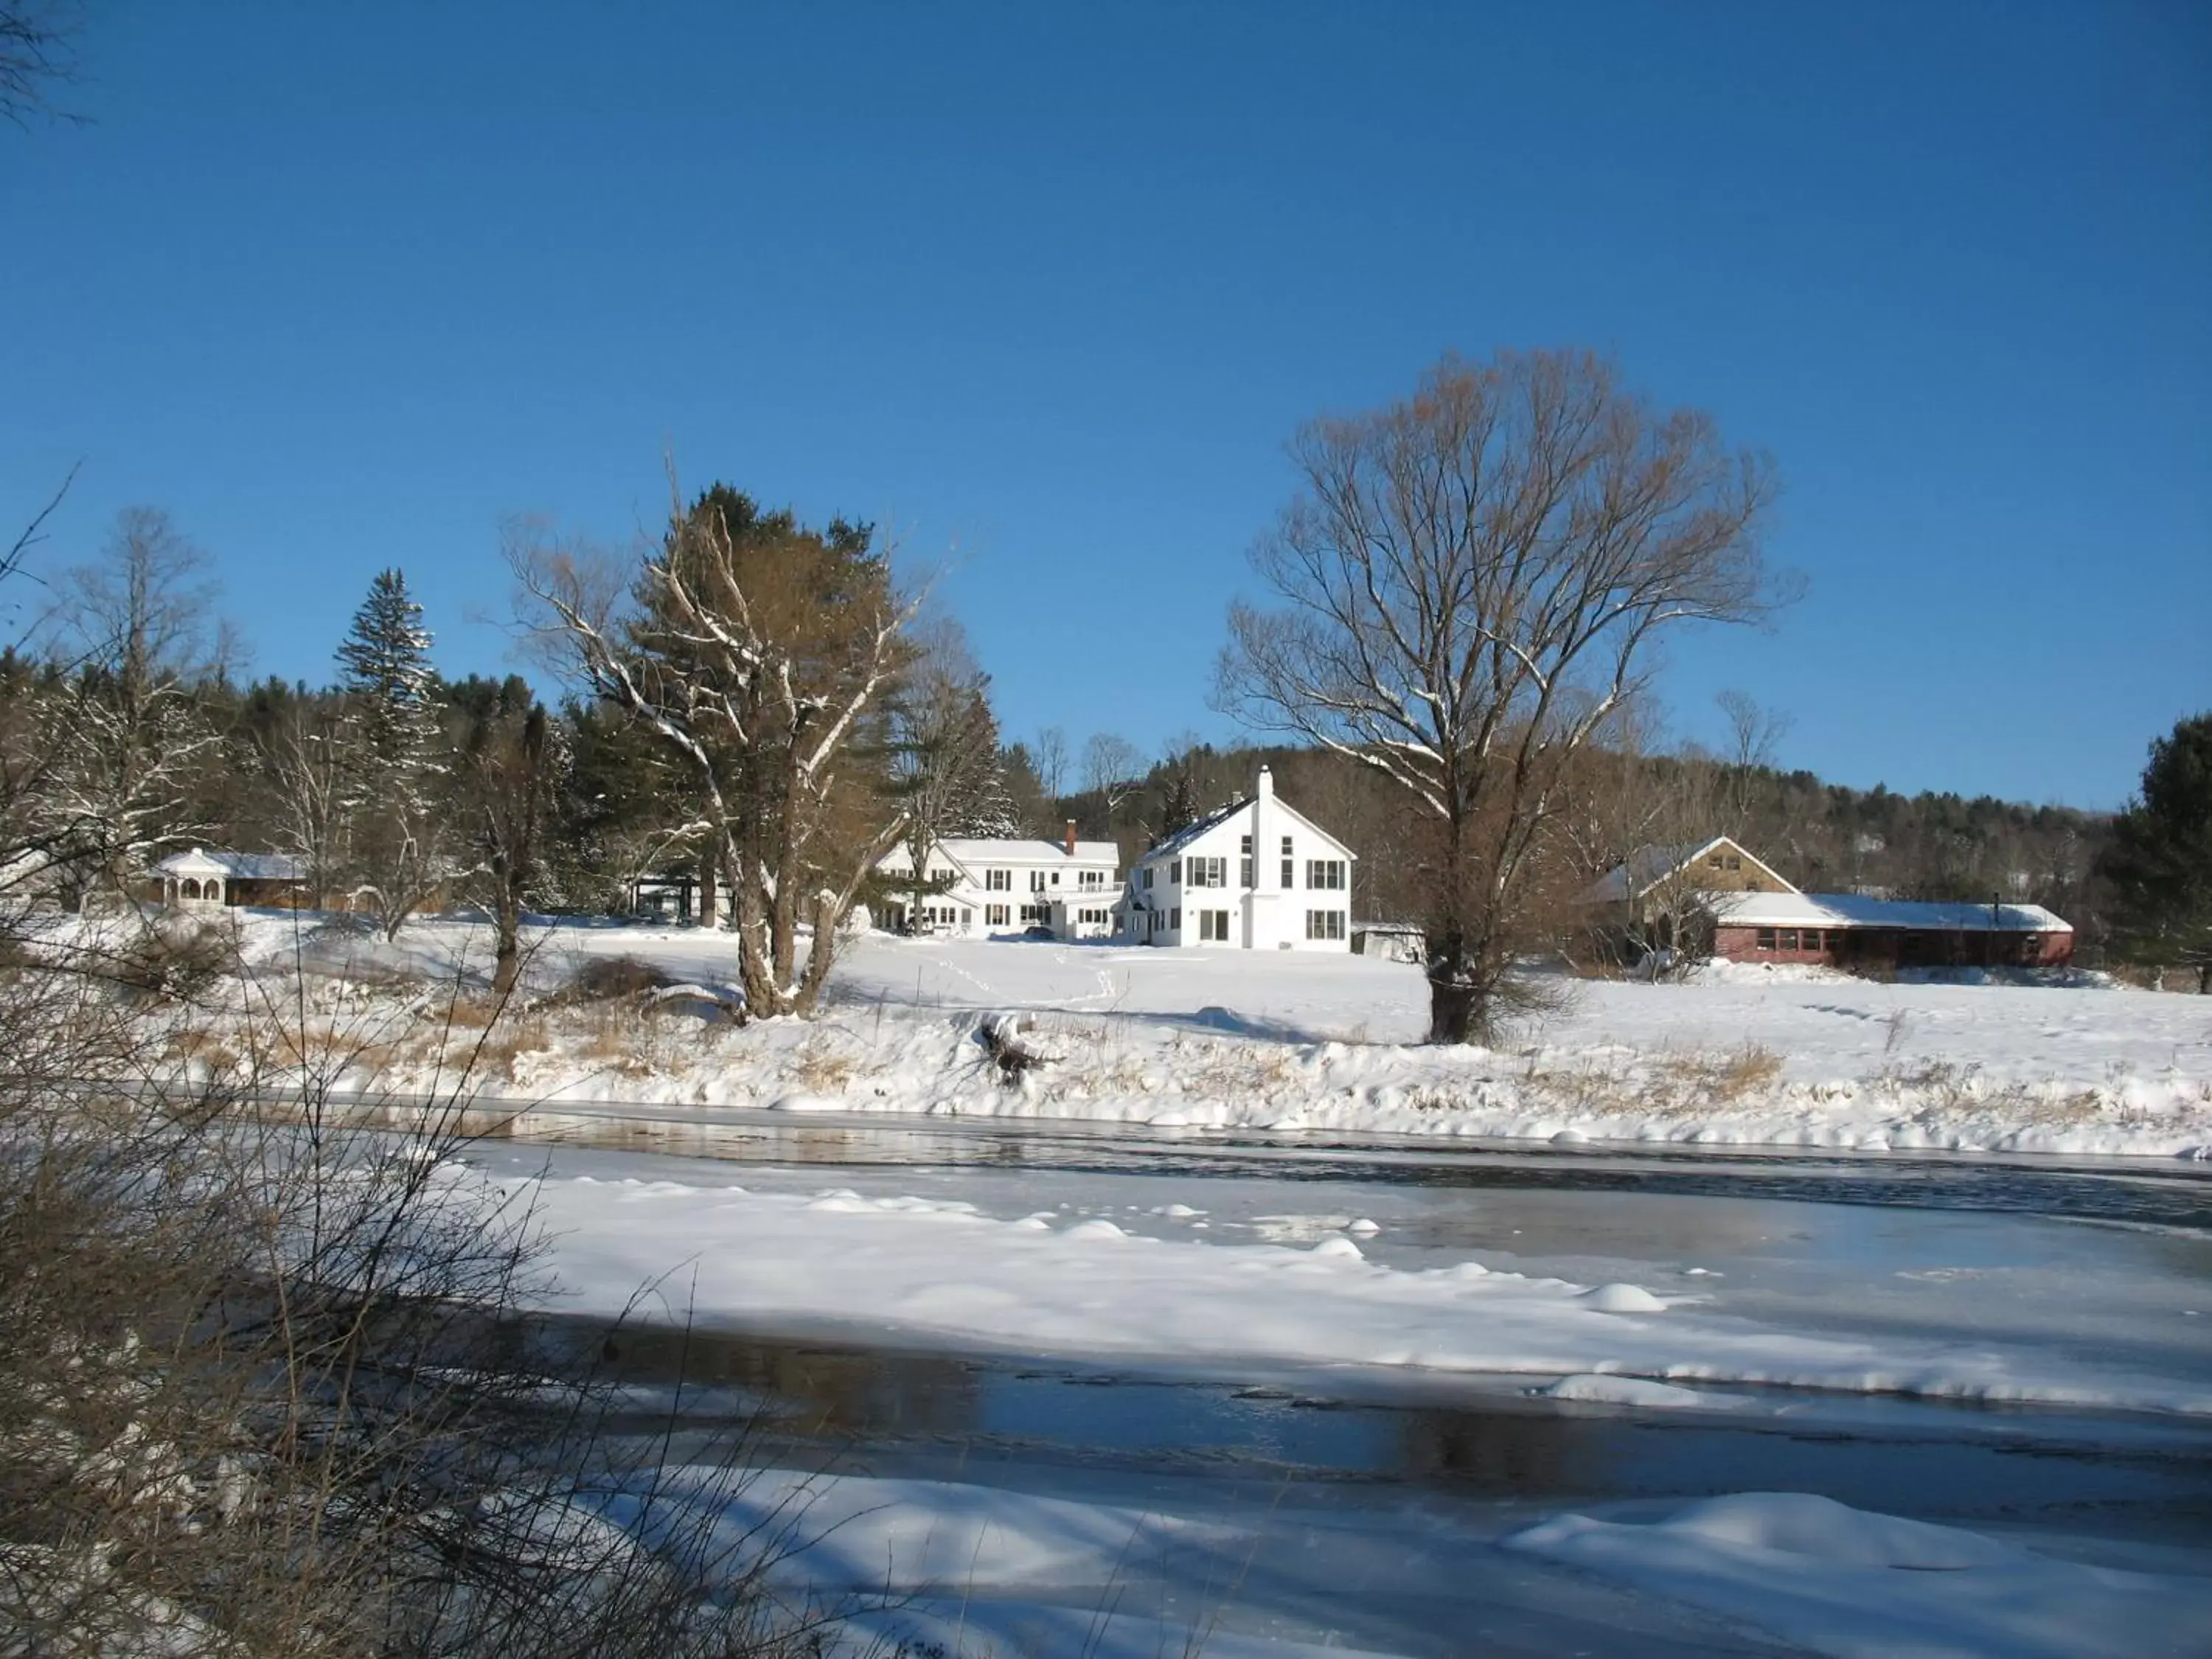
[{"left": 1121, "top": 766, "right": 1355, "bottom": 951}]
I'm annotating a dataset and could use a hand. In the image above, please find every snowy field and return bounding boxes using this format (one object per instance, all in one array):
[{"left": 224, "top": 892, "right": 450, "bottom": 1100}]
[{"left": 199, "top": 914, "right": 2212, "bottom": 1159}]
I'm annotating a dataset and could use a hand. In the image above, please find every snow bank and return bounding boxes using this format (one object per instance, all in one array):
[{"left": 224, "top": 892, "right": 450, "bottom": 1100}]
[
  {"left": 514, "top": 1172, "right": 2212, "bottom": 1414},
  {"left": 122, "top": 916, "right": 2212, "bottom": 1160},
  {"left": 1506, "top": 1491, "right": 2212, "bottom": 1658}
]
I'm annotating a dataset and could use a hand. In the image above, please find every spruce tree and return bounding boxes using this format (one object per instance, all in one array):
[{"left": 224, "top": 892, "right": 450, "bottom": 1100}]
[
  {"left": 334, "top": 568, "right": 445, "bottom": 935},
  {"left": 337, "top": 568, "right": 439, "bottom": 773},
  {"left": 2101, "top": 712, "right": 2212, "bottom": 991}
]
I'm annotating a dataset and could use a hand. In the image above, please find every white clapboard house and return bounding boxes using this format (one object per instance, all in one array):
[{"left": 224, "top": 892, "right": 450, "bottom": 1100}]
[
  {"left": 873, "top": 825, "right": 1121, "bottom": 940},
  {"left": 1119, "top": 767, "right": 1356, "bottom": 950}
]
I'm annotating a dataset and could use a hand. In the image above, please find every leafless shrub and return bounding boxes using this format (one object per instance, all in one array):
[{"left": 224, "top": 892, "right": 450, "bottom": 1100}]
[
  {"left": 554, "top": 953, "right": 679, "bottom": 1006},
  {"left": 0, "top": 918, "right": 866, "bottom": 1657}
]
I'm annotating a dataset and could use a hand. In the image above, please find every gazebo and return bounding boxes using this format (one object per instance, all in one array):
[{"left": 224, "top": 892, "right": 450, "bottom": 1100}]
[{"left": 154, "top": 848, "right": 310, "bottom": 910}]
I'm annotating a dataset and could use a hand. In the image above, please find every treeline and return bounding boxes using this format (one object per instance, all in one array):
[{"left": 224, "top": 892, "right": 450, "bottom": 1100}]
[
  {"left": 1, "top": 495, "right": 2183, "bottom": 986},
  {"left": 1031, "top": 734, "right": 2122, "bottom": 957}
]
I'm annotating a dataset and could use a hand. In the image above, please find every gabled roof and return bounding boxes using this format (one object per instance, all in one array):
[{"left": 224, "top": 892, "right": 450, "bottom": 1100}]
[
  {"left": 156, "top": 848, "right": 307, "bottom": 882},
  {"left": 1579, "top": 836, "right": 1795, "bottom": 905},
  {"left": 936, "top": 837, "right": 1119, "bottom": 865},
  {"left": 1139, "top": 797, "right": 1248, "bottom": 863},
  {"left": 1711, "top": 891, "right": 2072, "bottom": 933},
  {"left": 1135, "top": 793, "right": 1358, "bottom": 864}
]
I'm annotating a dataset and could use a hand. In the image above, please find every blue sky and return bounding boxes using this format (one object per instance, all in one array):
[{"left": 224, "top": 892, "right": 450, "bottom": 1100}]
[{"left": 2, "top": 1, "right": 2205, "bottom": 807}]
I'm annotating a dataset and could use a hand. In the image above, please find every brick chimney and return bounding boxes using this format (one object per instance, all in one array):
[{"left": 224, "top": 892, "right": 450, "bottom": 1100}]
[{"left": 1064, "top": 819, "right": 1077, "bottom": 857}]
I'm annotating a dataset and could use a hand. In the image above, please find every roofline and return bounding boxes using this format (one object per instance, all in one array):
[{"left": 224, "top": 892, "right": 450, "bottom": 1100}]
[
  {"left": 1133, "top": 796, "right": 1357, "bottom": 863},
  {"left": 1631, "top": 835, "right": 1796, "bottom": 898}
]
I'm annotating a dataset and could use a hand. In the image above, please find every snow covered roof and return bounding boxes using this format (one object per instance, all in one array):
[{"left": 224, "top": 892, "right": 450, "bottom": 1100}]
[
  {"left": 155, "top": 848, "right": 308, "bottom": 882},
  {"left": 1140, "top": 798, "right": 1248, "bottom": 863},
  {"left": 1709, "top": 891, "right": 2072, "bottom": 933},
  {"left": 1135, "top": 793, "right": 1357, "bottom": 865},
  {"left": 933, "top": 838, "right": 1119, "bottom": 866}
]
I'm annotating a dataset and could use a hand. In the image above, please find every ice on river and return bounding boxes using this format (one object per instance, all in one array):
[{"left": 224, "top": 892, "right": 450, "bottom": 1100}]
[{"left": 509, "top": 1167, "right": 2212, "bottom": 1415}]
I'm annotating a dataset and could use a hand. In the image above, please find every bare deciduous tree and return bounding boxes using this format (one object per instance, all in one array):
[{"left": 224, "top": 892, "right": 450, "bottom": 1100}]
[
  {"left": 1080, "top": 731, "right": 1144, "bottom": 816},
  {"left": 1, "top": 0, "right": 82, "bottom": 128},
  {"left": 888, "top": 619, "right": 1014, "bottom": 930},
  {"left": 1031, "top": 725, "right": 1069, "bottom": 801},
  {"left": 1219, "top": 349, "right": 1786, "bottom": 1040},
  {"left": 511, "top": 477, "right": 921, "bottom": 1018},
  {"left": 38, "top": 507, "right": 233, "bottom": 905},
  {"left": 1714, "top": 686, "right": 1794, "bottom": 836}
]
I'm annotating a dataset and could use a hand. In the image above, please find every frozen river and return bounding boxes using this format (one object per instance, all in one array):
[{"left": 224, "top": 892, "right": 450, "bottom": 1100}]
[{"left": 442, "top": 1109, "right": 2212, "bottom": 1657}]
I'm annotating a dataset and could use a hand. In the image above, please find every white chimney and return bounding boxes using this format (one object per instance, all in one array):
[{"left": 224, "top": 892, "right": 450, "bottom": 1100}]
[{"left": 1254, "top": 768, "right": 1273, "bottom": 891}]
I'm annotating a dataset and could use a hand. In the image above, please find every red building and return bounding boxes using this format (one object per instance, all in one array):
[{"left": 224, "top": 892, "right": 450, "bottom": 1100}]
[
  {"left": 1581, "top": 837, "right": 2075, "bottom": 972},
  {"left": 1707, "top": 889, "right": 2073, "bottom": 971}
]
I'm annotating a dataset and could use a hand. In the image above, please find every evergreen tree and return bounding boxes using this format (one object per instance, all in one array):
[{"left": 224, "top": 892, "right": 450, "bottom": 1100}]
[
  {"left": 2101, "top": 712, "right": 2212, "bottom": 992},
  {"left": 337, "top": 568, "right": 439, "bottom": 776},
  {"left": 334, "top": 568, "right": 445, "bottom": 936}
]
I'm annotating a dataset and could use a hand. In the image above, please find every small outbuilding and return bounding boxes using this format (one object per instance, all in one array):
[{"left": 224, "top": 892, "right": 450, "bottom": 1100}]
[{"left": 154, "top": 848, "right": 310, "bottom": 911}]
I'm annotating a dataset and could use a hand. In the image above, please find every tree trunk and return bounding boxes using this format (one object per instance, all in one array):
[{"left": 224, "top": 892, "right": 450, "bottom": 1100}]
[
  {"left": 697, "top": 855, "right": 717, "bottom": 930},
  {"left": 492, "top": 883, "right": 521, "bottom": 998},
  {"left": 1427, "top": 973, "right": 1479, "bottom": 1045}
]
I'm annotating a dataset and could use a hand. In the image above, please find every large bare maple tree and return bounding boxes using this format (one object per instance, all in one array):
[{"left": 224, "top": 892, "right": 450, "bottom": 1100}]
[{"left": 1218, "top": 349, "right": 1785, "bottom": 1042}]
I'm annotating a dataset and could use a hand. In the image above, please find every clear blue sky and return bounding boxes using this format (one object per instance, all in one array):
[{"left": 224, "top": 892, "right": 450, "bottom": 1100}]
[{"left": 3, "top": 1, "right": 2205, "bottom": 807}]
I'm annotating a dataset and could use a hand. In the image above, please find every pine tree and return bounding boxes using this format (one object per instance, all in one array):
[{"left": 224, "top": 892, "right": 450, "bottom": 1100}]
[
  {"left": 2101, "top": 712, "right": 2212, "bottom": 992},
  {"left": 334, "top": 568, "right": 445, "bottom": 936},
  {"left": 337, "top": 568, "right": 439, "bottom": 775}
]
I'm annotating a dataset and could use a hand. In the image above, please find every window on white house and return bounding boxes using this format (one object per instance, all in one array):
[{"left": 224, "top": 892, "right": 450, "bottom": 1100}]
[
  {"left": 1199, "top": 909, "right": 1232, "bottom": 942},
  {"left": 1306, "top": 859, "right": 1345, "bottom": 890},
  {"left": 1304, "top": 909, "right": 1346, "bottom": 941},
  {"left": 1141, "top": 867, "right": 1155, "bottom": 889},
  {"left": 986, "top": 869, "right": 1010, "bottom": 891},
  {"left": 1240, "top": 856, "right": 1254, "bottom": 888},
  {"left": 1029, "top": 871, "right": 1046, "bottom": 891},
  {"left": 1170, "top": 860, "right": 1181, "bottom": 883},
  {"left": 1171, "top": 907, "right": 1180, "bottom": 930},
  {"left": 1186, "top": 856, "right": 1225, "bottom": 888},
  {"left": 1281, "top": 858, "right": 1294, "bottom": 888},
  {"left": 1240, "top": 835, "right": 1251, "bottom": 853},
  {"left": 986, "top": 904, "right": 1009, "bottom": 926},
  {"left": 1020, "top": 904, "right": 1043, "bottom": 923}
]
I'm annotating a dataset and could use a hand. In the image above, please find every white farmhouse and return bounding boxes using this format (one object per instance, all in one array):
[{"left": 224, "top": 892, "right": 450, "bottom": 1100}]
[
  {"left": 873, "top": 824, "right": 1121, "bottom": 940},
  {"left": 1120, "top": 767, "right": 1355, "bottom": 950}
]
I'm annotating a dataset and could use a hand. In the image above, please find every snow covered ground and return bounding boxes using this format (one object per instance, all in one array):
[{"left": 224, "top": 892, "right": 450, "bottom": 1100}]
[
  {"left": 686, "top": 1471, "right": 2212, "bottom": 1659},
  {"left": 191, "top": 914, "right": 2212, "bottom": 1158}
]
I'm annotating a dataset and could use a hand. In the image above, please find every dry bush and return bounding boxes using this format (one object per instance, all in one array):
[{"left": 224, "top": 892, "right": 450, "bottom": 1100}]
[
  {"left": 792, "top": 1043, "right": 857, "bottom": 1095},
  {"left": 1657, "top": 1044, "right": 1784, "bottom": 1103},
  {"left": 0, "top": 922, "right": 861, "bottom": 1658},
  {"left": 555, "top": 953, "right": 678, "bottom": 1006}
]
